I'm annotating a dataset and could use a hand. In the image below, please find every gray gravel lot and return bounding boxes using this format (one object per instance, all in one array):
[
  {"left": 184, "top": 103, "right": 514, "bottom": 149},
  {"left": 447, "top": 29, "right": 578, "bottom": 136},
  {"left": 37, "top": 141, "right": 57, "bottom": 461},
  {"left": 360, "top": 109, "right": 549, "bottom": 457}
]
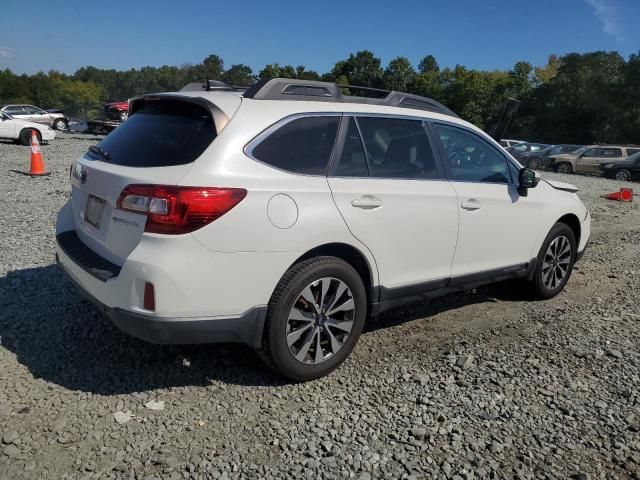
[{"left": 1, "top": 132, "right": 639, "bottom": 479}]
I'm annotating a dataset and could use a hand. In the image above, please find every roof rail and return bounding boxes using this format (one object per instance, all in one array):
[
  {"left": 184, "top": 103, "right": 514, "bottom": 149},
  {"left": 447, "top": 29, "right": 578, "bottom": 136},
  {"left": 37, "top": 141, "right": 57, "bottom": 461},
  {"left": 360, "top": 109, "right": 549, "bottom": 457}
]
[
  {"left": 242, "top": 78, "right": 458, "bottom": 117},
  {"left": 180, "top": 80, "right": 249, "bottom": 92}
]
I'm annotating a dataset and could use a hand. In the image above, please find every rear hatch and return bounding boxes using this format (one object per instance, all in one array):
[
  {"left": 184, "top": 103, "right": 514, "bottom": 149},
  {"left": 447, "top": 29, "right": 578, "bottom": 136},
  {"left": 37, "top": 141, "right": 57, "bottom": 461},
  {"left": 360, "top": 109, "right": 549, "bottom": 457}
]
[{"left": 69, "top": 95, "right": 236, "bottom": 266}]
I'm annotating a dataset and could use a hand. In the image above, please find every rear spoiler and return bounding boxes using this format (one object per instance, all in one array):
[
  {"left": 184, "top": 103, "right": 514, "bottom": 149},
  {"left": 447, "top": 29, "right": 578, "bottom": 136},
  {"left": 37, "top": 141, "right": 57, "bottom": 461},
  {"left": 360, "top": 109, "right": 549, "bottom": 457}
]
[{"left": 128, "top": 94, "right": 231, "bottom": 132}]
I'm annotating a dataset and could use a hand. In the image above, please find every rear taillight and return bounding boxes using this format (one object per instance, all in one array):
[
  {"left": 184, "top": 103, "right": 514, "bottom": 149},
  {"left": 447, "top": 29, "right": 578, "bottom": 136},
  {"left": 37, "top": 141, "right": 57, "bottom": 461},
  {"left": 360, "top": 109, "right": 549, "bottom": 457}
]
[{"left": 116, "top": 185, "right": 247, "bottom": 234}]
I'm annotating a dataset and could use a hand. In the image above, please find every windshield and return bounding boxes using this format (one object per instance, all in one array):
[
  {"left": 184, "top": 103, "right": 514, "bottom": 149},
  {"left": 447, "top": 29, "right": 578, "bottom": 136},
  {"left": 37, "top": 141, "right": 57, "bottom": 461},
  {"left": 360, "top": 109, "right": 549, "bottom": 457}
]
[
  {"left": 87, "top": 99, "right": 216, "bottom": 167},
  {"left": 572, "top": 146, "right": 589, "bottom": 155}
]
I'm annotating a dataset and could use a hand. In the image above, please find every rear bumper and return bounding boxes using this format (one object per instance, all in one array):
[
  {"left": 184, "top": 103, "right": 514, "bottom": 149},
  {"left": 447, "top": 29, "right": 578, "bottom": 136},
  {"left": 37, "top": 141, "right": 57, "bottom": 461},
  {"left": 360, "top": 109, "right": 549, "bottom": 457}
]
[{"left": 57, "top": 253, "right": 266, "bottom": 347}]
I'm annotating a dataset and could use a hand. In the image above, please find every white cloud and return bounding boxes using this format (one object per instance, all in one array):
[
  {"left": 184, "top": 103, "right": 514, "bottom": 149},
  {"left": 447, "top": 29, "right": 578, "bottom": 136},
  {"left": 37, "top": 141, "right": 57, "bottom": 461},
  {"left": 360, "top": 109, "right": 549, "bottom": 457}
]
[
  {"left": 584, "top": 0, "right": 623, "bottom": 41},
  {"left": 0, "top": 47, "right": 16, "bottom": 59}
]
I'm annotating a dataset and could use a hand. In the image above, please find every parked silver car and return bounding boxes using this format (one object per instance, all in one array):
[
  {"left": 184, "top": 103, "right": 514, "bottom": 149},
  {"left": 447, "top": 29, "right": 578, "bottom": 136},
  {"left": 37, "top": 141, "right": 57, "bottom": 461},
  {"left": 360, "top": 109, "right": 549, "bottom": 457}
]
[{"left": 0, "top": 104, "right": 68, "bottom": 130}]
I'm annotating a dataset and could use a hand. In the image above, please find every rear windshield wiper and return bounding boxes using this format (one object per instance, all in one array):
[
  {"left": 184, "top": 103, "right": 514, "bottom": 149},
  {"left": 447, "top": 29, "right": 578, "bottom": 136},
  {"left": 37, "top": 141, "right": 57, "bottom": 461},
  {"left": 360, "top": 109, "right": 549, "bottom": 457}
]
[{"left": 88, "top": 145, "right": 111, "bottom": 160}]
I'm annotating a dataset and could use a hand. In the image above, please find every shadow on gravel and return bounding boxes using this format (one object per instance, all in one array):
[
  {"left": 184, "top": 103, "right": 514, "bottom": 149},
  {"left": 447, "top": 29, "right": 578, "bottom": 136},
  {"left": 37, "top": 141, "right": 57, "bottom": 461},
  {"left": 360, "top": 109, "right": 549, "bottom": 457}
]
[
  {"left": 0, "top": 265, "right": 287, "bottom": 395},
  {"left": 1, "top": 265, "right": 531, "bottom": 395}
]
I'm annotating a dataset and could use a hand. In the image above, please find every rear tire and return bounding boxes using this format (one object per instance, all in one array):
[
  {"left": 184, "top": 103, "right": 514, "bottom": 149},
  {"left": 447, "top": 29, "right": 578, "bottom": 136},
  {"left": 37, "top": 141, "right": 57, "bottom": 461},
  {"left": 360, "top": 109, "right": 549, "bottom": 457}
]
[
  {"left": 530, "top": 223, "right": 576, "bottom": 299},
  {"left": 615, "top": 169, "right": 631, "bottom": 182},
  {"left": 258, "top": 256, "right": 367, "bottom": 381},
  {"left": 19, "top": 129, "right": 40, "bottom": 146},
  {"left": 555, "top": 162, "right": 573, "bottom": 174}
]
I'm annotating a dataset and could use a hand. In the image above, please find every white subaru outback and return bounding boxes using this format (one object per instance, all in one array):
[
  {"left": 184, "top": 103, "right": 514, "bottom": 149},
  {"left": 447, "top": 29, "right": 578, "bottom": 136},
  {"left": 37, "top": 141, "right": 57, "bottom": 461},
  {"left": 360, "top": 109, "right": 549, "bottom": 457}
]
[{"left": 56, "top": 78, "right": 590, "bottom": 380}]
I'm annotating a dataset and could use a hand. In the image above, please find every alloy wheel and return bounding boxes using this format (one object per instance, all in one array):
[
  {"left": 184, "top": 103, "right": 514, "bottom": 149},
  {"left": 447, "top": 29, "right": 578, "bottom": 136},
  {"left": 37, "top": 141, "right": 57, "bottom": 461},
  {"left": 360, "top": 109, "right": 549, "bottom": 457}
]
[
  {"left": 286, "top": 277, "right": 355, "bottom": 365},
  {"left": 615, "top": 170, "right": 630, "bottom": 181},
  {"left": 542, "top": 235, "right": 572, "bottom": 290}
]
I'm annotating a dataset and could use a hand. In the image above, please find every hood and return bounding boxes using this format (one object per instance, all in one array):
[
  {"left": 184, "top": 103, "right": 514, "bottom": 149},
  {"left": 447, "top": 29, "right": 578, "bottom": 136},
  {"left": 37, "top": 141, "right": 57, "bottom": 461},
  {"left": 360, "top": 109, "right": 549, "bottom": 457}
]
[
  {"left": 543, "top": 179, "right": 578, "bottom": 193},
  {"left": 549, "top": 153, "right": 574, "bottom": 160},
  {"left": 601, "top": 159, "right": 634, "bottom": 167}
]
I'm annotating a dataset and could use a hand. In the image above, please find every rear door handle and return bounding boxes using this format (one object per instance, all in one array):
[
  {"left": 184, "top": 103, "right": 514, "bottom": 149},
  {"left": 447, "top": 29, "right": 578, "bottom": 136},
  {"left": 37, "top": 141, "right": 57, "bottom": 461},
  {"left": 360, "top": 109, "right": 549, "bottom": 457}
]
[
  {"left": 351, "top": 195, "right": 383, "bottom": 209},
  {"left": 461, "top": 199, "right": 482, "bottom": 211}
]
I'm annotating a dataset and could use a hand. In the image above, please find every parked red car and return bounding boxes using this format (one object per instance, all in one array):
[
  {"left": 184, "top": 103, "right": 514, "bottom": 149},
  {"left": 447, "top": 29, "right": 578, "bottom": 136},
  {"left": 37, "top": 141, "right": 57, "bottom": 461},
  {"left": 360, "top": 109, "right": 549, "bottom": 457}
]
[{"left": 104, "top": 101, "right": 129, "bottom": 121}]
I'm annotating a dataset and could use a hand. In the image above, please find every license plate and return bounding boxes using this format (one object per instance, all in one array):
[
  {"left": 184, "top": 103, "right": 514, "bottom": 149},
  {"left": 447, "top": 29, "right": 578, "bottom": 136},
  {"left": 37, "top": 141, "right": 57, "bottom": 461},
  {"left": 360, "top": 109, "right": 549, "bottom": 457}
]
[{"left": 84, "top": 195, "right": 105, "bottom": 229}]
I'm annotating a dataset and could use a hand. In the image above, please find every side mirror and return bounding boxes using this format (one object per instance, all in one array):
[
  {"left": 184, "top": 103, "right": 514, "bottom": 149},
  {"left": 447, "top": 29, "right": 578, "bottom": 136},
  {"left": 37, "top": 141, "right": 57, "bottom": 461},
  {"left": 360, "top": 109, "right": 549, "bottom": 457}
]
[{"left": 518, "top": 168, "right": 539, "bottom": 196}]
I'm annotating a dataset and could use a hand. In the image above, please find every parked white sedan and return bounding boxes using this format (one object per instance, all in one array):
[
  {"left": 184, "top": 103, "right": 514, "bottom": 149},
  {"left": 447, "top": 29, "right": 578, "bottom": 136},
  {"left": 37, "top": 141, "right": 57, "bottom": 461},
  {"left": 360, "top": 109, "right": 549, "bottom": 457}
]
[{"left": 0, "top": 111, "right": 56, "bottom": 145}]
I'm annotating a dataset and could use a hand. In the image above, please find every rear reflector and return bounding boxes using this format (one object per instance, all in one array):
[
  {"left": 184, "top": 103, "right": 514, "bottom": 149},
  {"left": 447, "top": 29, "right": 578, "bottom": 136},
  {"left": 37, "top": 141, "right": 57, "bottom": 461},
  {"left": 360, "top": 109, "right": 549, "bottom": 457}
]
[
  {"left": 143, "top": 282, "right": 155, "bottom": 311},
  {"left": 116, "top": 185, "right": 247, "bottom": 234}
]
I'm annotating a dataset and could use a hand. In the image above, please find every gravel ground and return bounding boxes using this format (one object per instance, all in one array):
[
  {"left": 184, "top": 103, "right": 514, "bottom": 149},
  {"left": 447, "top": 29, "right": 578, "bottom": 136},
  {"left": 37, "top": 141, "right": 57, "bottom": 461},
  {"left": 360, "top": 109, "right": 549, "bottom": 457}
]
[{"left": 1, "top": 132, "right": 639, "bottom": 479}]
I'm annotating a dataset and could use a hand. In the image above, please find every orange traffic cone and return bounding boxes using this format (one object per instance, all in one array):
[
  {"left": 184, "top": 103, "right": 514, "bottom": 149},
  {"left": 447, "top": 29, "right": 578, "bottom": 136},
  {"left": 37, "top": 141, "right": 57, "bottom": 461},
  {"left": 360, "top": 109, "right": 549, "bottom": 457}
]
[
  {"left": 601, "top": 187, "right": 634, "bottom": 202},
  {"left": 29, "top": 130, "right": 47, "bottom": 176}
]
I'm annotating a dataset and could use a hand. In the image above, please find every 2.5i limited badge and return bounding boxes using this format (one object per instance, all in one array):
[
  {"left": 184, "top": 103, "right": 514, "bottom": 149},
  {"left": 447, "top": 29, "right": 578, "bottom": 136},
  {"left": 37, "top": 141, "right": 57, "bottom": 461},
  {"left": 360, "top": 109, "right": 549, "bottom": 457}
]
[{"left": 112, "top": 216, "right": 141, "bottom": 229}]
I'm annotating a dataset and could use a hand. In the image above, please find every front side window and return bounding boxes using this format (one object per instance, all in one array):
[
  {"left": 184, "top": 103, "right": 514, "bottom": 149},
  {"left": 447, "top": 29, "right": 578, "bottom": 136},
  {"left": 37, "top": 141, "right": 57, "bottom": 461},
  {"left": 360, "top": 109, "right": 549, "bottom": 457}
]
[
  {"left": 252, "top": 116, "right": 339, "bottom": 175},
  {"left": 582, "top": 148, "right": 601, "bottom": 158},
  {"left": 511, "top": 143, "right": 529, "bottom": 152},
  {"left": 627, "top": 149, "right": 640, "bottom": 156},
  {"left": 434, "top": 123, "right": 512, "bottom": 184},
  {"left": 356, "top": 117, "right": 439, "bottom": 179},
  {"left": 549, "top": 146, "right": 562, "bottom": 155},
  {"left": 23, "top": 106, "right": 41, "bottom": 114}
]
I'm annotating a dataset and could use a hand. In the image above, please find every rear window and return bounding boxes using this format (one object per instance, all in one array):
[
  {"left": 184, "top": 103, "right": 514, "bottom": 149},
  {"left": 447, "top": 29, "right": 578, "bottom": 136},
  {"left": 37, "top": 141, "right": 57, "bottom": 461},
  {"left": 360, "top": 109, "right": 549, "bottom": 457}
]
[{"left": 88, "top": 99, "right": 216, "bottom": 167}]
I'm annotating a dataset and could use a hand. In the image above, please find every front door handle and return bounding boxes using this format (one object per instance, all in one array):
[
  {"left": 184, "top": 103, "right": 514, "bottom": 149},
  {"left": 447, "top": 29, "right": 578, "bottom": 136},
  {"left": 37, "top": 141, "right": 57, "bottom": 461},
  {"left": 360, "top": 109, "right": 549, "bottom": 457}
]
[
  {"left": 351, "top": 195, "right": 383, "bottom": 209},
  {"left": 461, "top": 199, "right": 482, "bottom": 211}
]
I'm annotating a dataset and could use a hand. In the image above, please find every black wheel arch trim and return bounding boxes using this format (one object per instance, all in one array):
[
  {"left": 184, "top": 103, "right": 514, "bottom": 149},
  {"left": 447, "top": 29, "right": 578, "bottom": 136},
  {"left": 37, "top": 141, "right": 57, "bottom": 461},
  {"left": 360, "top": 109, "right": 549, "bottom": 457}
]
[{"left": 370, "top": 261, "right": 535, "bottom": 317}]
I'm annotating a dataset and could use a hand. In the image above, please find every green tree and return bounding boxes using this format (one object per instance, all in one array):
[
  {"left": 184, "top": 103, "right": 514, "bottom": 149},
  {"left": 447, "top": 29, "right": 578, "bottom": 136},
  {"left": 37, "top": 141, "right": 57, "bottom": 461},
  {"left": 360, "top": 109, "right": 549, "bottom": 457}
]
[
  {"left": 330, "top": 50, "right": 383, "bottom": 87},
  {"left": 222, "top": 64, "right": 255, "bottom": 86},
  {"left": 383, "top": 57, "right": 416, "bottom": 91},
  {"left": 418, "top": 55, "right": 439, "bottom": 74},
  {"left": 203, "top": 54, "right": 224, "bottom": 80}
]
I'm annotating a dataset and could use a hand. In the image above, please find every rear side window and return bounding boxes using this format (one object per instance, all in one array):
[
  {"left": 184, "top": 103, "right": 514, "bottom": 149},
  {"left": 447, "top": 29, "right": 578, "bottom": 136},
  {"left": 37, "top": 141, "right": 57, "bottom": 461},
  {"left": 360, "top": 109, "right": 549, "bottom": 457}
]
[
  {"left": 88, "top": 99, "right": 216, "bottom": 167},
  {"left": 251, "top": 116, "right": 339, "bottom": 175},
  {"left": 626, "top": 148, "right": 640, "bottom": 156},
  {"left": 356, "top": 117, "right": 439, "bottom": 179},
  {"left": 602, "top": 148, "right": 622, "bottom": 158}
]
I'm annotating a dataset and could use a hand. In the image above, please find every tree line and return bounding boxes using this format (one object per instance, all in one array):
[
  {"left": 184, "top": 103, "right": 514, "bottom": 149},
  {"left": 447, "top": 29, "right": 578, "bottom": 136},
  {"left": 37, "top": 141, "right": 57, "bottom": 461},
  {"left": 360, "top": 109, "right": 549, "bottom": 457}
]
[{"left": 1, "top": 50, "right": 638, "bottom": 144}]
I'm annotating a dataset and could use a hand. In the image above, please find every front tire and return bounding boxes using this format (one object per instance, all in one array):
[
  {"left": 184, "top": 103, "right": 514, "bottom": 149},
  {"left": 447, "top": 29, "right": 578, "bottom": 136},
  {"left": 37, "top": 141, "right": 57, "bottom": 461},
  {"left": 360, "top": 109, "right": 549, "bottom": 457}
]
[
  {"left": 19, "top": 129, "right": 40, "bottom": 146},
  {"left": 615, "top": 169, "right": 631, "bottom": 182},
  {"left": 259, "top": 257, "right": 367, "bottom": 381},
  {"left": 530, "top": 223, "right": 576, "bottom": 299},
  {"left": 555, "top": 162, "right": 573, "bottom": 174},
  {"left": 528, "top": 157, "right": 543, "bottom": 170},
  {"left": 53, "top": 118, "right": 67, "bottom": 130}
]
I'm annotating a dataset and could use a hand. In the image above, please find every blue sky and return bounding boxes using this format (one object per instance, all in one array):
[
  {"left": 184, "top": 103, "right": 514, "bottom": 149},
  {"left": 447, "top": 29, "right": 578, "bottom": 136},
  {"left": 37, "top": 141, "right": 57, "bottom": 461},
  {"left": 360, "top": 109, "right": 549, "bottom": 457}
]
[{"left": 0, "top": 0, "right": 638, "bottom": 75}]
